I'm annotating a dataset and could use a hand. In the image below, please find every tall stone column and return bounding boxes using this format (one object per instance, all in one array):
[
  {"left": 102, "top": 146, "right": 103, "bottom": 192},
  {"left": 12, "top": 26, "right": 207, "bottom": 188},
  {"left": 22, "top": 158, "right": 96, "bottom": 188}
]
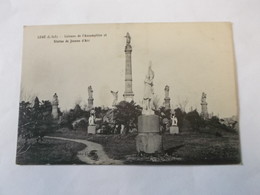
[
  {"left": 52, "top": 93, "right": 59, "bottom": 120},
  {"left": 88, "top": 86, "right": 94, "bottom": 109},
  {"left": 200, "top": 92, "right": 209, "bottom": 119},
  {"left": 164, "top": 85, "right": 171, "bottom": 110},
  {"left": 123, "top": 32, "right": 134, "bottom": 102}
]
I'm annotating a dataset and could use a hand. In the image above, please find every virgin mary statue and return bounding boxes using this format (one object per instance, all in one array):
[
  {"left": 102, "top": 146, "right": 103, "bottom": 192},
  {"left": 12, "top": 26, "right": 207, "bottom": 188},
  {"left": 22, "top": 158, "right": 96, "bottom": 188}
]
[{"left": 143, "top": 63, "right": 155, "bottom": 115}]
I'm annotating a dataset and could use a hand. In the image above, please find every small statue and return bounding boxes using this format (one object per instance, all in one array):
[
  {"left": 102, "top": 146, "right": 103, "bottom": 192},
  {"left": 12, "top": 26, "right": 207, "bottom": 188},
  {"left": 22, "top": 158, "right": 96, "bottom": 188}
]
[
  {"left": 52, "top": 93, "right": 59, "bottom": 105},
  {"left": 88, "top": 110, "right": 95, "bottom": 125},
  {"left": 142, "top": 62, "right": 155, "bottom": 115},
  {"left": 125, "top": 32, "right": 131, "bottom": 45},
  {"left": 111, "top": 91, "right": 118, "bottom": 107},
  {"left": 88, "top": 86, "right": 93, "bottom": 99},
  {"left": 171, "top": 114, "right": 178, "bottom": 126}
]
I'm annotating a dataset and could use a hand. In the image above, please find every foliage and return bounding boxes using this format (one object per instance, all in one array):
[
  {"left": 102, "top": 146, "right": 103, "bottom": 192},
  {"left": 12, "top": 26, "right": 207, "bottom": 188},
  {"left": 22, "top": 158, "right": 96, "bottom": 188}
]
[
  {"left": 206, "top": 116, "right": 235, "bottom": 131},
  {"left": 185, "top": 109, "right": 203, "bottom": 130},
  {"left": 60, "top": 104, "right": 89, "bottom": 129},
  {"left": 114, "top": 101, "right": 142, "bottom": 133},
  {"left": 94, "top": 106, "right": 108, "bottom": 119},
  {"left": 154, "top": 106, "right": 171, "bottom": 132},
  {"left": 18, "top": 97, "right": 57, "bottom": 141},
  {"left": 155, "top": 106, "right": 171, "bottom": 119},
  {"left": 174, "top": 108, "right": 186, "bottom": 128}
]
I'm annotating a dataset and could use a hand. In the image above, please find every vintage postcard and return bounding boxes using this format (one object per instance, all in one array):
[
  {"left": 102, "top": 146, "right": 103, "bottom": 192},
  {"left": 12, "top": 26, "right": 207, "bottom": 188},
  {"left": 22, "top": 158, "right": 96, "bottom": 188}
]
[{"left": 17, "top": 23, "right": 240, "bottom": 165}]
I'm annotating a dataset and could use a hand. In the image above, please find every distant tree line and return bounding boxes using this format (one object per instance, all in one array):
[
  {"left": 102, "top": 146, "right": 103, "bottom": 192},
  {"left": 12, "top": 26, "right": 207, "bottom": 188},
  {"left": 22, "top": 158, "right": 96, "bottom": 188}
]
[{"left": 18, "top": 96, "right": 236, "bottom": 141}]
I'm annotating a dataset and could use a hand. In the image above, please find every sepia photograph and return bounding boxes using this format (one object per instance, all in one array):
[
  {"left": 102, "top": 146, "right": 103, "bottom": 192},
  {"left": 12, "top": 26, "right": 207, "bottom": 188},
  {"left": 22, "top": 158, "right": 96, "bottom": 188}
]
[{"left": 16, "top": 22, "right": 241, "bottom": 165}]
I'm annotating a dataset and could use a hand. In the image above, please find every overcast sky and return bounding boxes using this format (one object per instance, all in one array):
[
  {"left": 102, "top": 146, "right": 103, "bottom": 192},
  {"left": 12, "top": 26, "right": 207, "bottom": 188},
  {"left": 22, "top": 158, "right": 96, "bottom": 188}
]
[{"left": 21, "top": 23, "right": 238, "bottom": 118}]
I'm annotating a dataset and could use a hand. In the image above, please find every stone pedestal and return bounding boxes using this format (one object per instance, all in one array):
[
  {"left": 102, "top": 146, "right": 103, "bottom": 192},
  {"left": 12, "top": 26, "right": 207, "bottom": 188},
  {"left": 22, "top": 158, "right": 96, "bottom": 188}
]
[
  {"left": 136, "top": 133, "right": 162, "bottom": 154},
  {"left": 136, "top": 115, "right": 162, "bottom": 154},
  {"left": 170, "top": 126, "right": 179, "bottom": 134},
  {"left": 88, "top": 125, "right": 96, "bottom": 134}
]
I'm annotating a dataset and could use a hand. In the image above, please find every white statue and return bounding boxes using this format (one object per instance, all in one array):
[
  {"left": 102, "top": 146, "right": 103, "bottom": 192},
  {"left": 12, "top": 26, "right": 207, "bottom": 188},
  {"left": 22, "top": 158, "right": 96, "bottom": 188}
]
[
  {"left": 171, "top": 114, "right": 178, "bottom": 126},
  {"left": 52, "top": 93, "right": 59, "bottom": 105},
  {"left": 88, "top": 110, "right": 95, "bottom": 125},
  {"left": 111, "top": 91, "right": 118, "bottom": 107},
  {"left": 142, "top": 62, "right": 155, "bottom": 115}
]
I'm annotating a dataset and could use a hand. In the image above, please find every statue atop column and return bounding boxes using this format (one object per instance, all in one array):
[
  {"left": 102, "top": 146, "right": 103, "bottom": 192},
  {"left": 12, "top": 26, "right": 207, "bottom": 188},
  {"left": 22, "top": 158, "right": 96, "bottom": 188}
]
[
  {"left": 125, "top": 32, "right": 131, "bottom": 45},
  {"left": 142, "top": 62, "right": 155, "bottom": 115},
  {"left": 123, "top": 32, "right": 134, "bottom": 102},
  {"left": 111, "top": 91, "right": 118, "bottom": 107},
  {"left": 164, "top": 85, "right": 169, "bottom": 98}
]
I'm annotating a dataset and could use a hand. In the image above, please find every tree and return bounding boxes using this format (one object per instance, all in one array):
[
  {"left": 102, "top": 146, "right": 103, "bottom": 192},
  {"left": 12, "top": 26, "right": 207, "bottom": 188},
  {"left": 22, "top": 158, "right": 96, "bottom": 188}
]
[
  {"left": 33, "top": 96, "right": 40, "bottom": 109},
  {"left": 174, "top": 107, "right": 185, "bottom": 129},
  {"left": 156, "top": 106, "right": 172, "bottom": 133},
  {"left": 73, "top": 104, "right": 83, "bottom": 119},
  {"left": 18, "top": 101, "right": 34, "bottom": 139},
  {"left": 114, "top": 101, "right": 142, "bottom": 134},
  {"left": 18, "top": 98, "right": 55, "bottom": 141},
  {"left": 20, "top": 87, "right": 37, "bottom": 104},
  {"left": 185, "top": 109, "right": 203, "bottom": 130}
]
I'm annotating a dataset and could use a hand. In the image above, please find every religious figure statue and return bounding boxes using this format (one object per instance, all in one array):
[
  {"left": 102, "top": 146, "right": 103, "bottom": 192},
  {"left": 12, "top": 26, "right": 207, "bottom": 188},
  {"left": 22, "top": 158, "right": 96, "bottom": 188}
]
[
  {"left": 142, "top": 62, "right": 155, "bottom": 115},
  {"left": 88, "top": 86, "right": 93, "bottom": 99},
  {"left": 164, "top": 85, "right": 170, "bottom": 99},
  {"left": 125, "top": 32, "right": 131, "bottom": 45},
  {"left": 111, "top": 91, "right": 118, "bottom": 107},
  {"left": 201, "top": 92, "right": 207, "bottom": 104},
  {"left": 171, "top": 114, "right": 178, "bottom": 126},
  {"left": 52, "top": 93, "right": 59, "bottom": 105},
  {"left": 88, "top": 110, "right": 95, "bottom": 125}
]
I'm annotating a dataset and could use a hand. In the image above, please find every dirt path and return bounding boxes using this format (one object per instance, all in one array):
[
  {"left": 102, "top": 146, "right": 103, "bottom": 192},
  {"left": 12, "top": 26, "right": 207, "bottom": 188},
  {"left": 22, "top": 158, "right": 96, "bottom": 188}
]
[{"left": 45, "top": 136, "right": 123, "bottom": 165}]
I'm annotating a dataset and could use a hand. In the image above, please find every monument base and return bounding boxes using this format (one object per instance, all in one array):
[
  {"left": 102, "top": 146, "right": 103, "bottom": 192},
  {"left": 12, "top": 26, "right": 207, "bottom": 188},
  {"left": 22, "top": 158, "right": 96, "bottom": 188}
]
[
  {"left": 170, "top": 126, "right": 179, "bottom": 134},
  {"left": 136, "top": 115, "right": 162, "bottom": 154},
  {"left": 138, "top": 115, "right": 160, "bottom": 133},
  {"left": 88, "top": 125, "right": 96, "bottom": 134},
  {"left": 136, "top": 133, "right": 162, "bottom": 154}
]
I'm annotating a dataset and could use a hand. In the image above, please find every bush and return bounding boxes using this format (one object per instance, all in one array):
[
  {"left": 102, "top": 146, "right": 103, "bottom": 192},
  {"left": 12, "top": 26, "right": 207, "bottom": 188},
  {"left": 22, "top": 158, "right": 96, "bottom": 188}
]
[
  {"left": 114, "top": 101, "right": 142, "bottom": 134},
  {"left": 185, "top": 110, "right": 204, "bottom": 130}
]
